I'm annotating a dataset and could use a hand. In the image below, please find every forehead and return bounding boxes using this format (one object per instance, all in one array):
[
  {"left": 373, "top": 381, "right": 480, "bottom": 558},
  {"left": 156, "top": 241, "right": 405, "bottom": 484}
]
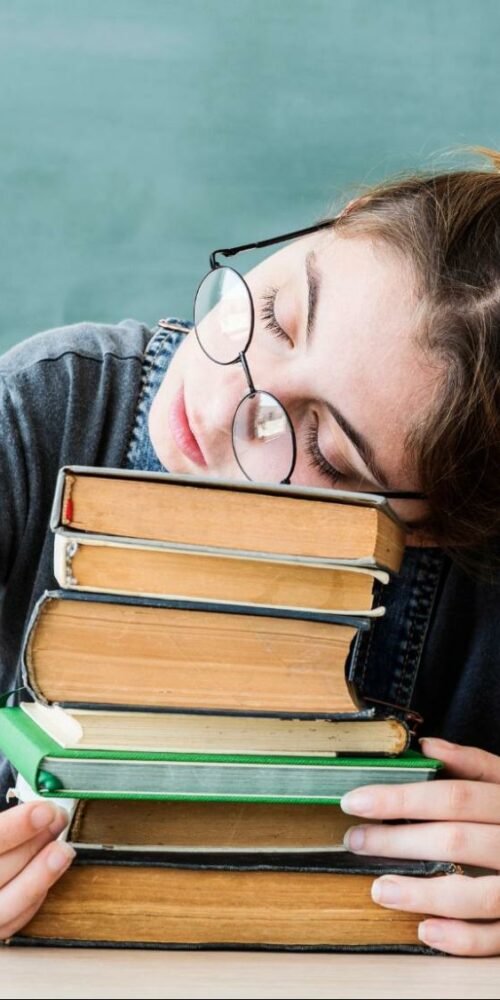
[
  {"left": 312, "top": 231, "right": 419, "bottom": 348},
  {"left": 310, "top": 233, "right": 441, "bottom": 485}
]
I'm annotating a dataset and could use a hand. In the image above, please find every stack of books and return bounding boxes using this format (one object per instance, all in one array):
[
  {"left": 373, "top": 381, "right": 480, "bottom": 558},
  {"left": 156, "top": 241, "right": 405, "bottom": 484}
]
[{"left": 0, "top": 467, "right": 459, "bottom": 952}]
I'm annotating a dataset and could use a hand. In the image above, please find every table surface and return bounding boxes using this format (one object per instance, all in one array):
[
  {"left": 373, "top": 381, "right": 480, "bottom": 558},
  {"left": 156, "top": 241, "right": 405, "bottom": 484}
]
[{"left": 2, "top": 948, "right": 500, "bottom": 1000}]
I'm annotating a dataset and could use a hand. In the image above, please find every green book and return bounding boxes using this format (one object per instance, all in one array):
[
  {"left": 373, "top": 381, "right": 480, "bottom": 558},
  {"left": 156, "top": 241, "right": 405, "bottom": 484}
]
[{"left": 0, "top": 707, "right": 443, "bottom": 803}]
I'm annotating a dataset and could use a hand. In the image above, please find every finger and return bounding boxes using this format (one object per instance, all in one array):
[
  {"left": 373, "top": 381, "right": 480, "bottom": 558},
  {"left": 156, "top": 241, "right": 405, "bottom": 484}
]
[
  {"left": 344, "top": 819, "right": 500, "bottom": 868},
  {"left": 0, "top": 840, "right": 75, "bottom": 923},
  {"left": 371, "top": 873, "right": 500, "bottom": 921},
  {"left": 0, "top": 802, "right": 69, "bottom": 855},
  {"left": 419, "top": 738, "right": 500, "bottom": 784},
  {"left": 0, "top": 810, "right": 68, "bottom": 888},
  {"left": 0, "top": 894, "right": 47, "bottom": 942},
  {"left": 418, "top": 917, "right": 500, "bottom": 957},
  {"left": 340, "top": 779, "right": 500, "bottom": 822}
]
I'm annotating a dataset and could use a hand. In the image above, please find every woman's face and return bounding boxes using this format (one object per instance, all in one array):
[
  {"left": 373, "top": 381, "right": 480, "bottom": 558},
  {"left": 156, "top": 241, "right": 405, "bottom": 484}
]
[{"left": 149, "top": 229, "right": 443, "bottom": 543}]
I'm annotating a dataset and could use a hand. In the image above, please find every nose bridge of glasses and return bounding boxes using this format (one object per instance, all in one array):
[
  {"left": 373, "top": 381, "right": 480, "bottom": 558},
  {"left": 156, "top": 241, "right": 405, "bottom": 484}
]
[
  {"left": 238, "top": 351, "right": 256, "bottom": 395},
  {"left": 245, "top": 336, "right": 308, "bottom": 420}
]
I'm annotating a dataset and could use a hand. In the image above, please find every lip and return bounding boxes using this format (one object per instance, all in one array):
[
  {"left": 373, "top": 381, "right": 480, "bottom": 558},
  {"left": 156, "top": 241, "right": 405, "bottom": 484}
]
[{"left": 168, "top": 386, "right": 208, "bottom": 468}]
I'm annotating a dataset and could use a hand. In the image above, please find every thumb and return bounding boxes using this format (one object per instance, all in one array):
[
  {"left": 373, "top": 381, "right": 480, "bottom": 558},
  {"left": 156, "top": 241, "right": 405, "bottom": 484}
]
[{"left": 419, "top": 736, "right": 500, "bottom": 784}]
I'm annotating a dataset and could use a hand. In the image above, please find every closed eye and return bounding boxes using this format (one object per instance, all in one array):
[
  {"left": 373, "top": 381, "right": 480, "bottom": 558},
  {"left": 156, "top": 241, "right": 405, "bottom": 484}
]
[
  {"left": 305, "top": 414, "right": 346, "bottom": 487},
  {"left": 260, "top": 287, "right": 376, "bottom": 491},
  {"left": 260, "top": 286, "right": 293, "bottom": 346}
]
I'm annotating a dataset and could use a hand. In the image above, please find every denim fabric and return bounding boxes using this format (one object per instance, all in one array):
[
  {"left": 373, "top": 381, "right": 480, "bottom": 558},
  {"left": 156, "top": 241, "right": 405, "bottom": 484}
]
[
  {"left": 123, "top": 319, "right": 446, "bottom": 733},
  {"left": 124, "top": 318, "right": 193, "bottom": 473},
  {"left": 347, "top": 546, "right": 446, "bottom": 726}
]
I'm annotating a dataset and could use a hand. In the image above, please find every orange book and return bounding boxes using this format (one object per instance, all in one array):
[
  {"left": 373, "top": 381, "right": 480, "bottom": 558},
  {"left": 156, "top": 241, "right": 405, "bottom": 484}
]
[{"left": 51, "top": 466, "right": 405, "bottom": 573}]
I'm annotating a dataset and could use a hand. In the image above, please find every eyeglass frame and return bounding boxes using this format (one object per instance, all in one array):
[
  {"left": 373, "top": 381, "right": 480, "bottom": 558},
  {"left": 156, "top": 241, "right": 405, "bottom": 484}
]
[
  {"left": 194, "top": 215, "right": 427, "bottom": 503},
  {"left": 194, "top": 265, "right": 297, "bottom": 483}
]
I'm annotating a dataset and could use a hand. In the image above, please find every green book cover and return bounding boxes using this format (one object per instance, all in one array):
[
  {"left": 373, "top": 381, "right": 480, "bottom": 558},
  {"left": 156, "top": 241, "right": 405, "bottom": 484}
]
[{"left": 0, "top": 707, "right": 443, "bottom": 803}]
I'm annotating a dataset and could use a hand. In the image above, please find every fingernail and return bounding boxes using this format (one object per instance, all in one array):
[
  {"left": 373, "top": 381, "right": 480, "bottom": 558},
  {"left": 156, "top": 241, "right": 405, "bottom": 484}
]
[
  {"left": 372, "top": 877, "right": 402, "bottom": 904},
  {"left": 48, "top": 808, "right": 69, "bottom": 835},
  {"left": 419, "top": 737, "right": 459, "bottom": 752},
  {"left": 418, "top": 921, "right": 444, "bottom": 944},
  {"left": 31, "top": 803, "right": 57, "bottom": 830},
  {"left": 340, "top": 791, "right": 374, "bottom": 815},
  {"left": 343, "top": 826, "right": 366, "bottom": 851},
  {"left": 46, "top": 842, "right": 76, "bottom": 873}
]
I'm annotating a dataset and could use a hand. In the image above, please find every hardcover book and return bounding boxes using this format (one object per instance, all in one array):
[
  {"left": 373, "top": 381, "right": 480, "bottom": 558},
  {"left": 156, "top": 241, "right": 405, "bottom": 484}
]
[
  {"left": 22, "top": 589, "right": 370, "bottom": 716},
  {"left": 9, "top": 849, "right": 459, "bottom": 953},
  {"left": 19, "top": 701, "right": 411, "bottom": 757},
  {"left": 67, "top": 797, "right": 379, "bottom": 853},
  {"left": 50, "top": 466, "right": 405, "bottom": 572},
  {"left": 20, "top": 588, "right": 412, "bottom": 753},
  {"left": 53, "top": 529, "right": 389, "bottom": 617},
  {"left": 0, "top": 707, "right": 442, "bottom": 801}
]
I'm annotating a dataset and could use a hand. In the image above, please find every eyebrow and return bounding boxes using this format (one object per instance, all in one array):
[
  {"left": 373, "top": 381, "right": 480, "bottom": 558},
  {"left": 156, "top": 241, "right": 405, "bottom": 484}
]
[
  {"left": 305, "top": 249, "right": 321, "bottom": 343},
  {"left": 304, "top": 248, "right": 392, "bottom": 491}
]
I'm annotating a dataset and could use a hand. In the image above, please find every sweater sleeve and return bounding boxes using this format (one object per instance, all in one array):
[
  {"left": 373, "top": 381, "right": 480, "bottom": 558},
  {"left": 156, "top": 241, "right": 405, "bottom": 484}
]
[
  {"left": 0, "top": 374, "right": 29, "bottom": 591},
  {"left": 0, "top": 319, "right": 151, "bottom": 804}
]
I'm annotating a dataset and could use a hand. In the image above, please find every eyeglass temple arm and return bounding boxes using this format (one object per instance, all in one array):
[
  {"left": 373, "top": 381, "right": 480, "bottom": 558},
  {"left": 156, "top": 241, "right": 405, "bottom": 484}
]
[
  {"left": 209, "top": 218, "right": 338, "bottom": 269},
  {"left": 380, "top": 490, "right": 427, "bottom": 499}
]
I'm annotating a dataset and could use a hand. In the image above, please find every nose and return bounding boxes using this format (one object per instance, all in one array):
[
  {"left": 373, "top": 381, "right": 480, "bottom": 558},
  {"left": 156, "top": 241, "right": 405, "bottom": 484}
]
[
  {"left": 239, "top": 349, "right": 305, "bottom": 475},
  {"left": 195, "top": 338, "right": 307, "bottom": 481},
  {"left": 194, "top": 355, "right": 252, "bottom": 469}
]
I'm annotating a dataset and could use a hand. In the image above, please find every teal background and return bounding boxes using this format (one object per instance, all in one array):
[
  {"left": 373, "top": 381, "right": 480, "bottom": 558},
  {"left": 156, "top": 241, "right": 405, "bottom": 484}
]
[{"left": 0, "top": 0, "right": 498, "bottom": 350}]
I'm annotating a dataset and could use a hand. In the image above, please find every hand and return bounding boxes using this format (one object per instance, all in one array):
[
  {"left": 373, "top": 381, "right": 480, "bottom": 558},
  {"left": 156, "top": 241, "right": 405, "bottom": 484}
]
[
  {"left": 0, "top": 800, "right": 75, "bottom": 939},
  {"left": 340, "top": 737, "right": 500, "bottom": 956}
]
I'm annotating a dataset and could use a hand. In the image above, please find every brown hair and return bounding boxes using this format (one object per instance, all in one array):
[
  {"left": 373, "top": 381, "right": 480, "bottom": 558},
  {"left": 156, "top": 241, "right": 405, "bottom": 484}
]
[{"left": 329, "top": 147, "right": 500, "bottom": 580}]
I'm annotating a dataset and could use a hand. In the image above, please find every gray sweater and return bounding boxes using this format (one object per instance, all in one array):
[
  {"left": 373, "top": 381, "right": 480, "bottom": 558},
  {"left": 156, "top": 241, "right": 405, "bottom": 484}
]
[{"left": 0, "top": 318, "right": 152, "bottom": 800}]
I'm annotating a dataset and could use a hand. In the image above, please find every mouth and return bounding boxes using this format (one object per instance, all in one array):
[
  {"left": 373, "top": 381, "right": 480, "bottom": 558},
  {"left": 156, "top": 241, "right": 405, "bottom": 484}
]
[{"left": 168, "top": 386, "right": 208, "bottom": 468}]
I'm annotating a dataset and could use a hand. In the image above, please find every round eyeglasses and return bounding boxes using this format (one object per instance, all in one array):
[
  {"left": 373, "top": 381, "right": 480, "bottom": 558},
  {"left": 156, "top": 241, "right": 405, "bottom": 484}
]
[{"left": 194, "top": 265, "right": 297, "bottom": 484}]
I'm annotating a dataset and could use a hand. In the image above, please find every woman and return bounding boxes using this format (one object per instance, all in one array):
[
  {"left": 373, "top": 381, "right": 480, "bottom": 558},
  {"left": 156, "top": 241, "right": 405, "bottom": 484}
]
[{"left": 1, "top": 146, "right": 500, "bottom": 954}]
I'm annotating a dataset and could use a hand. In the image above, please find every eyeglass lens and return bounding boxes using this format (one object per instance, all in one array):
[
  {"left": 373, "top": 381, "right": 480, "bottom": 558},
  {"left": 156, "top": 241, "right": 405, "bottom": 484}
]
[
  {"left": 194, "top": 266, "right": 295, "bottom": 482},
  {"left": 194, "top": 267, "right": 251, "bottom": 363},
  {"left": 232, "top": 391, "right": 295, "bottom": 482}
]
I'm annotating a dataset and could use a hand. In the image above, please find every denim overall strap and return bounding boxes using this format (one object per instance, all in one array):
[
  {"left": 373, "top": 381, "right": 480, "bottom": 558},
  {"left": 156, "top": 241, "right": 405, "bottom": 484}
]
[
  {"left": 348, "top": 545, "right": 447, "bottom": 726},
  {"left": 124, "top": 317, "right": 193, "bottom": 472}
]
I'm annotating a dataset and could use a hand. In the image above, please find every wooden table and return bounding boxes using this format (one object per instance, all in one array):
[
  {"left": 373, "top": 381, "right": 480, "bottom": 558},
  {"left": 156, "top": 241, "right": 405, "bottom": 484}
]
[{"left": 2, "top": 948, "right": 500, "bottom": 1000}]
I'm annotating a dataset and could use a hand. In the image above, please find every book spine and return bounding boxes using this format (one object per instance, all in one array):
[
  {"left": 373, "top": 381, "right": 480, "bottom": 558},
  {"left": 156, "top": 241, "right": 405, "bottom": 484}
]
[{"left": 0, "top": 708, "right": 56, "bottom": 792}]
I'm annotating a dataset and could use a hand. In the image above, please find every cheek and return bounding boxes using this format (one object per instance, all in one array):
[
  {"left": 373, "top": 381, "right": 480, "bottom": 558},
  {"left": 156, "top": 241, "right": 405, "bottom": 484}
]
[
  {"left": 175, "top": 333, "right": 219, "bottom": 389},
  {"left": 154, "top": 333, "right": 222, "bottom": 430}
]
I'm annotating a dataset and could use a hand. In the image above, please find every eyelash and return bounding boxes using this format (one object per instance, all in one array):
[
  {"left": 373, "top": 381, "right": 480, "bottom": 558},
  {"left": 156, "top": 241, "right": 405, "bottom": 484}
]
[
  {"left": 260, "top": 287, "right": 345, "bottom": 487},
  {"left": 260, "top": 286, "right": 293, "bottom": 344},
  {"left": 305, "top": 416, "right": 346, "bottom": 487}
]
